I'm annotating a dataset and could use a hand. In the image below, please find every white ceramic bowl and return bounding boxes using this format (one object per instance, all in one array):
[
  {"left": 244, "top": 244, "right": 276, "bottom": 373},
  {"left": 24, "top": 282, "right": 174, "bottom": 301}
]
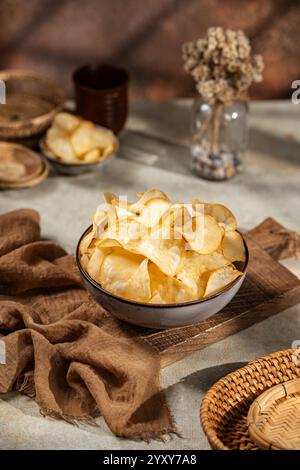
[
  {"left": 76, "top": 226, "right": 249, "bottom": 329},
  {"left": 39, "top": 128, "right": 118, "bottom": 175}
]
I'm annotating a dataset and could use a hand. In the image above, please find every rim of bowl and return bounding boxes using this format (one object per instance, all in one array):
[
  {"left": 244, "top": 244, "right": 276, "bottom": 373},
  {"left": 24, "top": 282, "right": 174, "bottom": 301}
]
[
  {"left": 76, "top": 224, "right": 249, "bottom": 309},
  {"left": 72, "top": 64, "right": 130, "bottom": 93},
  {"left": 39, "top": 129, "right": 118, "bottom": 168}
]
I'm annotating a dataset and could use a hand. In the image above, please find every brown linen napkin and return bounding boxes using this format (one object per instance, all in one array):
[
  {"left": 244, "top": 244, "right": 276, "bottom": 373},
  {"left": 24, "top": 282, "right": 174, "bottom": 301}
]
[{"left": 0, "top": 209, "right": 176, "bottom": 440}]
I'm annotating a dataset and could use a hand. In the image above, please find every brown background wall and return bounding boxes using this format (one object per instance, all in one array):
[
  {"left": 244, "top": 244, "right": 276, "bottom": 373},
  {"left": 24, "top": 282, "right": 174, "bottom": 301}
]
[{"left": 0, "top": 0, "right": 299, "bottom": 101}]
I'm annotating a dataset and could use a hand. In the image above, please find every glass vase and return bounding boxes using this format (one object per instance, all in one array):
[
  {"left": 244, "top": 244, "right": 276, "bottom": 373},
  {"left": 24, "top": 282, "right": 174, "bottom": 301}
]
[{"left": 190, "top": 97, "right": 248, "bottom": 181}]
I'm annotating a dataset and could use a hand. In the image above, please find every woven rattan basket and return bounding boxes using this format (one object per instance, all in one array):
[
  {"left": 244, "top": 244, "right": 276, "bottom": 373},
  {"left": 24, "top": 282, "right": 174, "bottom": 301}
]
[
  {"left": 0, "top": 70, "right": 65, "bottom": 139},
  {"left": 200, "top": 349, "right": 300, "bottom": 450}
]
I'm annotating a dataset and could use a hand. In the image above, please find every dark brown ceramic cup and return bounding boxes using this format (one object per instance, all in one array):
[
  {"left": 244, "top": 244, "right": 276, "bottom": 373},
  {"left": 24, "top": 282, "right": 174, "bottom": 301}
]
[{"left": 73, "top": 64, "right": 129, "bottom": 134}]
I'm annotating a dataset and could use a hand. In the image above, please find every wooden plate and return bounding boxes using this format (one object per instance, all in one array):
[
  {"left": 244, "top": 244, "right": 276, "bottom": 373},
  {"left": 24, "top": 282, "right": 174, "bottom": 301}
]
[
  {"left": 0, "top": 142, "right": 49, "bottom": 189},
  {"left": 248, "top": 378, "right": 300, "bottom": 450}
]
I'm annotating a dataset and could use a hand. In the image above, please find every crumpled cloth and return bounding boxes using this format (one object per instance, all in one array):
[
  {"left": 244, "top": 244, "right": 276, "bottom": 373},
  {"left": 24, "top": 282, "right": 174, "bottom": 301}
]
[{"left": 0, "top": 208, "right": 175, "bottom": 440}]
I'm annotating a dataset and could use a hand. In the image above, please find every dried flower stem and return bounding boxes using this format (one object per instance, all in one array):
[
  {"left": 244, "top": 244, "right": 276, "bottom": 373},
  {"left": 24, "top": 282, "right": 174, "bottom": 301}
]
[
  {"left": 192, "top": 113, "right": 213, "bottom": 143},
  {"left": 211, "top": 102, "right": 223, "bottom": 154}
]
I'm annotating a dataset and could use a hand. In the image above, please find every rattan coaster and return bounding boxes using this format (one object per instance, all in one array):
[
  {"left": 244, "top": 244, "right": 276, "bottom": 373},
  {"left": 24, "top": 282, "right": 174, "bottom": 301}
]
[
  {"left": 0, "top": 142, "right": 49, "bottom": 189},
  {"left": 247, "top": 378, "right": 300, "bottom": 450}
]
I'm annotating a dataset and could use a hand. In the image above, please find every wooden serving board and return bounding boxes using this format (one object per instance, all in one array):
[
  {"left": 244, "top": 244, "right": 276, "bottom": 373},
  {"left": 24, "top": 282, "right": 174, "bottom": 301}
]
[{"left": 124, "top": 218, "right": 300, "bottom": 368}]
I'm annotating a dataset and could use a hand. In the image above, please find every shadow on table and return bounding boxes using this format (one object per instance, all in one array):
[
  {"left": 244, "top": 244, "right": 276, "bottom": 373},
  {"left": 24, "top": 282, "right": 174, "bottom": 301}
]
[
  {"left": 249, "top": 126, "right": 300, "bottom": 166},
  {"left": 178, "top": 362, "right": 247, "bottom": 393},
  {"left": 129, "top": 101, "right": 191, "bottom": 145},
  {"left": 0, "top": 391, "right": 41, "bottom": 418}
]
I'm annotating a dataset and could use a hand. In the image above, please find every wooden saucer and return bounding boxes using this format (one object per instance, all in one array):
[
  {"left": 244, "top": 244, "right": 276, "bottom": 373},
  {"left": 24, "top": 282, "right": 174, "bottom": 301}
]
[
  {"left": 0, "top": 142, "right": 49, "bottom": 189},
  {"left": 248, "top": 377, "right": 300, "bottom": 450}
]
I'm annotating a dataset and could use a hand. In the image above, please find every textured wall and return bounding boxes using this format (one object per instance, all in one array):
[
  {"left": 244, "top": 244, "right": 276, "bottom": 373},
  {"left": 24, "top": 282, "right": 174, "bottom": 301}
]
[{"left": 0, "top": 0, "right": 299, "bottom": 100}]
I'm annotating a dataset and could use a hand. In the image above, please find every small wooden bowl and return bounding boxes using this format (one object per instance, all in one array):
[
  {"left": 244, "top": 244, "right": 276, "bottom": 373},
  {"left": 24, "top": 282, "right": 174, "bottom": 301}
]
[
  {"left": 0, "top": 70, "right": 65, "bottom": 139},
  {"left": 0, "top": 141, "right": 49, "bottom": 189}
]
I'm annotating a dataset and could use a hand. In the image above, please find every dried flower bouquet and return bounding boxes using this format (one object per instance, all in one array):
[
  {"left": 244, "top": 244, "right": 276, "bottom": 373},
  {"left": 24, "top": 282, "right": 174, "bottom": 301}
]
[{"left": 183, "top": 27, "right": 264, "bottom": 179}]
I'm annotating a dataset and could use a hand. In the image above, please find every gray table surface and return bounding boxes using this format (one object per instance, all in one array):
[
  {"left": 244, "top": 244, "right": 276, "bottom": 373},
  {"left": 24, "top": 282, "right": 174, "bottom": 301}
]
[{"left": 0, "top": 99, "right": 299, "bottom": 450}]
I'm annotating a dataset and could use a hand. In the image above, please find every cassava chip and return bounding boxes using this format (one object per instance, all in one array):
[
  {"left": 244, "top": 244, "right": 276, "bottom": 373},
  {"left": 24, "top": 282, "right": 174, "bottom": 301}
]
[
  {"left": 99, "top": 248, "right": 143, "bottom": 284},
  {"left": 53, "top": 112, "right": 81, "bottom": 133},
  {"left": 99, "top": 249, "right": 150, "bottom": 302},
  {"left": 135, "top": 198, "right": 171, "bottom": 228},
  {"left": 222, "top": 230, "right": 246, "bottom": 262},
  {"left": 96, "top": 237, "right": 122, "bottom": 248},
  {"left": 82, "top": 148, "right": 101, "bottom": 163},
  {"left": 195, "top": 251, "right": 230, "bottom": 271},
  {"left": 86, "top": 246, "right": 109, "bottom": 283},
  {"left": 122, "top": 258, "right": 151, "bottom": 302},
  {"left": 132, "top": 235, "right": 182, "bottom": 277},
  {"left": 102, "top": 143, "right": 115, "bottom": 158},
  {"left": 149, "top": 291, "right": 166, "bottom": 304},
  {"left": 103, "top": 191, "right": 118, "bottom": 205},
  {"left": 100, "top": 213, "right": 183, "bottom": 276},
  {"left": 46, "top": 127, "right": 77, "bottom": 162},
  {"left": 102, "top": 219, "right": 144, "bottom": 245},
  {"left": 169, "top": 204, "right": 193, "bottom": 229},
  {"left": 123, "top": 224, "right": 183, "bottom": 277},
  {"left": 103, "top": 192, "right": 134, "bottom": 220},
  {"left": 157, "top": 204, "right": 192, "bottom": 240},
  {"left": 183, "top": 214, "right": 223, "bottom": 254},
  {"left": 176, "top": 250, "right": 229, "bottom": 297},
  {"left": 80, "top": 254, "right": 89, "bottom": 270},
  {"left": 204, "top": 203, "right": 237, "bottom": 231},
  {"left": 70, "top": 122, "right": 95, "bottom": 156},
  {"left": 101, "top": 222, "right": 183, "bottom": 277},
  {"left": 149, "top": 263, "right": 196, "bottom": 303},
  {"left": 204, "top": 265, "right": 242, "bottom": 297},
  {"left": 176, "top": 250, "right": 207, "bottom": 297},
  {"left": 79, "top": 229, "right": 95, "bottom": 256},
  {"left": 90, "top": 127, "right": 115, "bottom": 149},
  {"left": 93, "top": 210, "right": 107, "bottom": 232},
  {"left": 130, "top": 189, "right": 170, "bottom": 214}
]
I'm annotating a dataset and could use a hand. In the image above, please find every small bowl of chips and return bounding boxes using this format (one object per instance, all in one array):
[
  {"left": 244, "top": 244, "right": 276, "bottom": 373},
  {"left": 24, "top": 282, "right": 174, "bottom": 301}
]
[
  {"left": 76, "top": 189, "right": 249, "bottom": 329},
  {"left": 40, "top": 112, "right": 118, "bottom": 175}
]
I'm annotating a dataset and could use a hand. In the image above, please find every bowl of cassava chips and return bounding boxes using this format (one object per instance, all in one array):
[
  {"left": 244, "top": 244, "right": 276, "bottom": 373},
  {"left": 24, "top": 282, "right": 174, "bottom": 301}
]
[
  {"left": 76, "top": 189, "right": 249, "bottom": 328},
  {"left": 40, "top": 112, "right": 118, "bottom": 175}
]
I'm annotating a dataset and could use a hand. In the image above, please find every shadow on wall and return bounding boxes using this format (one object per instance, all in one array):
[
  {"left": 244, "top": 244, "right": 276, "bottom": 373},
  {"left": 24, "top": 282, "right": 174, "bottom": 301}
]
[{"left": 0, "top": 0, "right": 299, "bottom": 100}]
